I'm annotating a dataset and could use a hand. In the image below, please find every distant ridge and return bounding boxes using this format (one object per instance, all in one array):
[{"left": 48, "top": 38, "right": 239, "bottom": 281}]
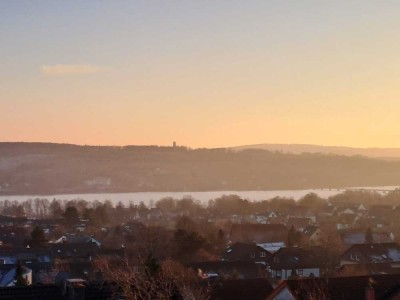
[
  {"left": 1, "top": 142, "right": 400, "bottom": 195},
  {"left": 231, "top": 144, "right": 400, "bottom": 160}
]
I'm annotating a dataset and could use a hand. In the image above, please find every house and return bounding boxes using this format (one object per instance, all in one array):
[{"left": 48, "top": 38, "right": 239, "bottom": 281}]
[
  {"left": 318, "top": 205, "right": 335, "bottom": 217},
  {"left": 229, "top": 224, "right": 287, "bottom": 244},
  {"left": 222, "top": 243, "right": 272, "bottom": 263},
  {"left": 369, "top": 205, "right": 396, "bottom": 229},
  {"left": 267, "top": 211, "right": 279, "bottom": 218},
  {"left": 50, "top": 242, "right": 100, "bottom": 259},
  {"left": 335, "top": 213, "right": 359, "bottom": 230},
  {"left": 0, "top": 227, "right": 27, "bottom": 247},
  {"left": 0, "top": 285, "right": 66, "bottom": 299},
  {"left": 147, "top": 208, "right": 163, "bottom": 220},
  {"left": 0, "top": 265, "right": 32, "bottom": 287},
  {"left": 338, "top": 262, "right": 400, "bottom": 276},
  {"left": 334, "top": 203, "right": 367, "bottom": 214},
  {"left": 336, "top": 207, "right": 357, "bottom": 216},
  {"left": 266, "top": 274, "right": 400, "bottom": 300},
  {"left": 340, "top": 230, "right": 394, "bottom": 246},
  {"left": 269, "top": 247, "right": 324, "bottom": 280},
  {"left": 0, "top": 280, "right": 116, "bottom": 300},
  {"left": 0, "top": 249, "right": 52, "bottom": 265},
  {"left": 94, "top": 247, "right": 126, "bottom": 263},
  {"left": 257, "top": 242, "right": 286, "bottom": 253},
  {"left": 340, "top": 243, "right": 400, "bottom": 266},
  {"left": 357, "top": 203, "right": 368, "bottom": 212},
  {"left": 0, "top": 216, "right": 27, "bottom": 227},
  {"left": 210, "top": 278, "right": 274, "bottom": 300},
  {"left": 52, "top": 234, "right": 101, "bottom": 247},
  {"left": 303, "top": 225, "right": 324, "bottom": 246},
  {"left": 287, "top": 206, "right": 313, "bottom": 219},
  {"left": 369, "top": 205, "right": 394, "bottom": 218},
  {"left": 191, "top": 261, "right": 266, "bottom": 279},
  {"left": 267, "top": 216, "right": 287, "bottom": 225},
  {"left": 286, "top": 218, "right": 313, "bottom": 232},
  {"left": 254, "top": 215, "right": 267, "bottom": 224},
  {"left": 0, "top": 248, "right": 54, "bottom": 284}
]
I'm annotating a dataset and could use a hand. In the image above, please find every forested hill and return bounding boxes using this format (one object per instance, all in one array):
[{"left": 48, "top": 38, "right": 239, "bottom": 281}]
[
  {"left": 232, "top": 143, "right": 400, "bottom": 160},
  {"left": 0, "top": 142, "right": 400, "bottom": 195}
]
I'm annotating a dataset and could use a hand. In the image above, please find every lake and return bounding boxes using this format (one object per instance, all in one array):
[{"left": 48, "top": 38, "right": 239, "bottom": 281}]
[{"left": 0, "top": 186, "right": 397, "bottom": 206}]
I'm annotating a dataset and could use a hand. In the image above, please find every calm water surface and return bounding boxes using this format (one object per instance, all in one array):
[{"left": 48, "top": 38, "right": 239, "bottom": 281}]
[{"left": 0, "top": 186, "right": 397, "bottom": 206}]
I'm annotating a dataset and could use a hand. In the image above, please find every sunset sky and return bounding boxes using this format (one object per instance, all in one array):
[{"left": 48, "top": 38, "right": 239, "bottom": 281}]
[{"left": 2, "top": 1, "right": 400, "bottom": 148}]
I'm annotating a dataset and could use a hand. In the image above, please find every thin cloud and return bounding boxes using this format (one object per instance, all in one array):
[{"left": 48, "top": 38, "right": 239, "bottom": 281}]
[{"left": 41, "top": 64, "right": 109, "bottom": 75}]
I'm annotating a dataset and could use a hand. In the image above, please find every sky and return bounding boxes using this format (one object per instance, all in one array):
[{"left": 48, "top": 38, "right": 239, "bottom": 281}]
[{"left": 1, "top": 1, "right": 400, "bottom": 148}]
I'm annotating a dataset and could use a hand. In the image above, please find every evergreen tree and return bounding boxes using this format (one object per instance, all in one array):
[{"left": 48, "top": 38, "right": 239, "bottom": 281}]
[
  {"left": 365, "top": 227, "right": 373, "bottom": 244},
  {"left": 30, "top": 226, "right": 46, "bottom": 248},
  {"left": 288, "top": 225, "right": 297, "bottom": 247},
  {"left": 144, "top": 252, "right": 161, "bottom": 277},
  {"left": 64, "top": 206, "right": 79, "bottom": 225},
  {"left": 289, "top": 268, "right": 298, "bottom": 279},
  {"left": 14, "top": 261, "right": 27, "bottom": 286}
]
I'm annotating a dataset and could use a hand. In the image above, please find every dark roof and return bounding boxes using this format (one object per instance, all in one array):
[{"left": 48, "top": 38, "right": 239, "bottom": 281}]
[
  {"left": 270, "top": 247, "right": 325, "bottom": 270},
  {"left": 303, "top": 225, "right": 319, "bottom": 237},
  {"left": 0, "top": 282, "right": 117, "bottom": 300},
  {"left": 222, "top": 243, "right": 272, "bottom": 262},
  {"left": 230, "top": 224, "right": 287, "bottom": 244},
  {"left": 0, "top": 227, "right": 28, "bottom": 246},
  {"left": 0, "top": 216, "right": 27, "bottom": 225},
  {"left": 0, "top": 248, "right": 52, "bottom": 257},
  {"left": 267, "top": 274, "right": 400, "bottom": 300},
  {"left": 211, "top": 278, "right": 274, "bottom": 300},
  {"left": 338, "top": 262, "right": 400, "bottom": 276},
  {"left": 190, "top": 261, "right": 266, "bottom": 279},
  {"left": 30, "top": 218, "right": 61, "bottom": 227},
  {"left": 0, "top": 285, "right": 66, "bottom": 300},
  {"left": 287, "top": 218, "right": 312, "bottom": 229},
  {"left": 341, "top": 243, "right": 400, "bottom": 264},
  {"left": 50, "top": 242, "right": 99, "bottom": 258},
  {"left": 81, "top": 282, "right": 117, "bottom": 300},
  {"left": 340, "top": 231, "right": 393, "bottom": 245},
  {"left": 55, "top": 234, "right": 99, "bottom": 244}
]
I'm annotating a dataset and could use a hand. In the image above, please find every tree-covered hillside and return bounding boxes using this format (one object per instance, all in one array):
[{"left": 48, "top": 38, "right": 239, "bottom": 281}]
[{"left": 0, "top": 143, "right": 399, "bottom": 194}]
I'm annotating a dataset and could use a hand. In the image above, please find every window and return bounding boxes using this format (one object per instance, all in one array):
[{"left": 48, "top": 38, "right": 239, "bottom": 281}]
[
  {"left": 350, "top": 254, "right": 360, "bottom": 261},
  {"left": 260, "top": 251, "right": 266, "bottom": 258},
  {"left": 276, "top": 270, "right": 282, "bottom": 278},
  {"left": 297, "top": 269, "right": 303, "bottom": 276}
]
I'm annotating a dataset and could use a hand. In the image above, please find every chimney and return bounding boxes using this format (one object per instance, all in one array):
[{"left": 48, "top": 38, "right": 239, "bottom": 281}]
[
  {"left": 365, "top": 287, "right": 375, "bottom": 300},
  {"left": 64, "top": 279, "right": 86, "bottom": 300}
]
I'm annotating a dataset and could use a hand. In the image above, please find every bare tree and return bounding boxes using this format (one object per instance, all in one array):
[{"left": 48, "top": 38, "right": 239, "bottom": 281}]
[{"left": 95, "top": 258, "right": 209, "bottom": 300}]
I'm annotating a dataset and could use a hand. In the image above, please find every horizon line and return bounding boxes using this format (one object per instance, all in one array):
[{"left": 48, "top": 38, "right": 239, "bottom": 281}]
[{"left": 2, "top": 140, "right": 400, "bottom": 150}]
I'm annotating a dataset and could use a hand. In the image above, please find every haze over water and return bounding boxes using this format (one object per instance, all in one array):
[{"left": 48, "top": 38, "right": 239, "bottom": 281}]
[{"left": 0, "top": 186, "right": 398, "bottom": 206}]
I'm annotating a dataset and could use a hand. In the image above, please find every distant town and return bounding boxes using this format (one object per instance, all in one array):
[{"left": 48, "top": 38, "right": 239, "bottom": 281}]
[{"left": 1, "top": 189, "right": 400, "bottom": 298}]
